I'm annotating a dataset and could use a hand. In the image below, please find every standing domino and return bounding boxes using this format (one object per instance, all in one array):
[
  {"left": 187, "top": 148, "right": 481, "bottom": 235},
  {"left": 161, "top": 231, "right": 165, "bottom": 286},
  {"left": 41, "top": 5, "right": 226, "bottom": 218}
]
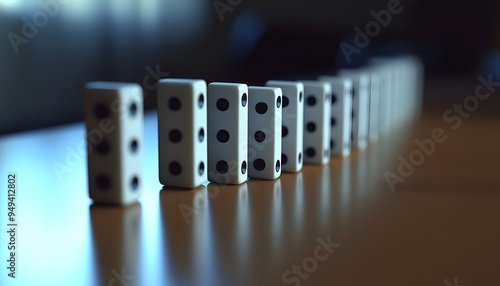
[
  {"left": 367, "top": 61, "right": 392, "bottom": 135},
  {"left": 247, "top": 86, "right": 282, "bottom": 179},
  {"left": 207, "top": 83, "right": 248, "bottom": 184},
  {"left": 365, "top": 70, "right": 380, "bottom": 142},
  {"left": 157, "top": 79, "right": 207, "bottom": 188},
  {"left": 265, "top": 81, "right": 304, "bottom": 172},
  {"left": 318, "top": 76, "right": 353, "bottom": 157},
  {"left": 300, "top": 81, "right": 331, "bottom": 165},
  {"left": 338, "top": 69, "right": 370, "bottom": 149},
  {"left": 84, "top": 82, "right": 143, "bottom": 205}
]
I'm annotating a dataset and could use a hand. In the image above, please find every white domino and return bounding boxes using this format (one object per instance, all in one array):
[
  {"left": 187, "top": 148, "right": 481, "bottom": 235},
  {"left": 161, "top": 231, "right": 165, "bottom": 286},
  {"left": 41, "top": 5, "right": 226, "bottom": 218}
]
[
  {"left": 318, "top": 76, "right": 353, "bottom": 157},
  {"left": 84, "top": 82, "right": 143, "bottom": 205},
  {"left": 207, "top": 82, "right": 249, "bottom": 185},
  {"left": 370, "top": 56, "right": 424, "bottom": 129},
  {"left": 265, "top": 81, "right": 304, "bottom": 172},
  {"left": 387, "top": 59, "right": 405, "bottom": 126},
  {"left": 157, "top": 79, "right": 208, "bottom": 188},
  {"left": 247, "top": 86, "right": 282, "bottom": 179},
  {"left": 366, "top": 69, "right": 380, "bottom": 142},
  {"left": 367, "top": 61, "right": 392, "bottom": 135},
  {"left": 337, "top": 69, "right": 370, "bottom": 149},
  {"left": 300, "top": 80, "right": 331, "bottom": 165},
  {"left": 398, "top": 55, "right": 424, "bottom": 121}
]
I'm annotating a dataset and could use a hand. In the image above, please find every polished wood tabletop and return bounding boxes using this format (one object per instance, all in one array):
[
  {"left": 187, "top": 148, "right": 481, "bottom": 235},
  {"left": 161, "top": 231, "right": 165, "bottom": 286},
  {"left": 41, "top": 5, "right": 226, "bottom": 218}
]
[{"left": 0, "top": 78, "right": 499, "bottom": 286}]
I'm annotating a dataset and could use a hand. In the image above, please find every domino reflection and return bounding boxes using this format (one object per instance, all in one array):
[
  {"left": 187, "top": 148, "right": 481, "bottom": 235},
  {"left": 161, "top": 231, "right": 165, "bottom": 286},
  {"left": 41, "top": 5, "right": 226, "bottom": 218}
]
[
  {"left": 319, "top": 166, "right": 331, "bottom": 231},
  {"left": 301, "top": 165, "right": 332, "bottom": 232},
  {"left": 90, "top": 203, "right": 141, "bottom": 285},
  {"left": 159, "top": 185, "right": 216, "bottom": 286},
  {"left": 280, "top": 172, "right": 304, "bottom": 244},
  {"left": 293, "top": 173, "right": 305, "bottom": 242},
  {"left": 191, "top": 187, "right": 218, "bottom": 286},
  {"left": 338, "top": 158, "right": 352, "bottom": 219},
  {"left": 353, "top": 149, "right": 369, "bottom": 200},
  {"left": 235, "top": 183, "right": 250, "bottom": 269},
  {"left": 270, "top": 179, "right": 283, "bottom": 264},
  {"left": 207, "top": 183, "right": 250, "bottom": 285}
]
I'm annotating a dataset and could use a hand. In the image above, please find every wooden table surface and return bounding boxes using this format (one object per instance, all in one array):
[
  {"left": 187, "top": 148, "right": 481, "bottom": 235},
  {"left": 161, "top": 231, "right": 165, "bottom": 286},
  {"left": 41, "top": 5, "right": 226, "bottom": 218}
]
[{"left": 0, "top": 78, "right": 499, "bottom": 286}]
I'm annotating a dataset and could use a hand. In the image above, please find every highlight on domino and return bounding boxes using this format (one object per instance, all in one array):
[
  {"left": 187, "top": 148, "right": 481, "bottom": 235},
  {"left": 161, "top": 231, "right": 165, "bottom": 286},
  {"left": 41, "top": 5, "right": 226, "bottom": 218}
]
[{"left": 83, "top": 55, "right": 424, "bottom": 205}]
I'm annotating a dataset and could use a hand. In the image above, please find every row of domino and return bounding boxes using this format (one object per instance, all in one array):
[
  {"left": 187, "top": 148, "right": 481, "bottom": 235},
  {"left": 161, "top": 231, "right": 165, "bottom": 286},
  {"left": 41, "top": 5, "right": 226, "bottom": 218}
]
[{"left": 84, "top": 55, "right": 423, "bottom": 205}]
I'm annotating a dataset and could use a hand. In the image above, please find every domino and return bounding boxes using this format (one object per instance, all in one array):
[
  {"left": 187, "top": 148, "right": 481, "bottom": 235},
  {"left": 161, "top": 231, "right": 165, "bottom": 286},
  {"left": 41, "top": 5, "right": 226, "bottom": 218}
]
[
  {"left": 207, "top": 82, "right": 249, "bottom": 185},
  {"left": 317, "top": 76, "right": 353, "bottom": 157},
  {"left": 84, "top": 82, "right": 143, "bottom": 205},
  {"left": 388, "top": 60, "right": 402, "bottom": 127},
  {"left": 247, "top": 86, "right": 282, "bottom": 179},
  {"left": 369, "top": 55, "right": 424, "bottom": 132},
  {"left": 265, "top": 81, "right": 304, "bottom": 172},
  {"left": 337, "top": 69, "right": 370, "bottom": 149},
  {"left": 367, "top": 61, "right": 392, "bottom": 135},
  {"left": 365, "top": 69, "right": 380, "bottom": 142},
  {"left": 300, "top": 80, "right": 331, "bottom": 165},
  {"left": 398, "top": 55, "right": 425, "bottom": 121},
  {"left": 157, "top": 79, "right": 208, "bottom": 189}
]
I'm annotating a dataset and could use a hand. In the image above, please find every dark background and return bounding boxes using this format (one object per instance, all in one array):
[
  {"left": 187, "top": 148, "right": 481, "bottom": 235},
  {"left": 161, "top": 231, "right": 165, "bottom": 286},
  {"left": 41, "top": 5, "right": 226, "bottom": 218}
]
[{"left": 1, "top": 0, "right": 499, "bottom": 135}]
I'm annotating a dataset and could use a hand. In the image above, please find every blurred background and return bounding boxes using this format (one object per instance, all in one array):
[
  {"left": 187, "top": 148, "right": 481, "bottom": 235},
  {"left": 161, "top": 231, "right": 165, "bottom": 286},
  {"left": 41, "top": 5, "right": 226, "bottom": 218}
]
[{"left": 1, "top": 0, "right": 499, "bottom": 134}]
